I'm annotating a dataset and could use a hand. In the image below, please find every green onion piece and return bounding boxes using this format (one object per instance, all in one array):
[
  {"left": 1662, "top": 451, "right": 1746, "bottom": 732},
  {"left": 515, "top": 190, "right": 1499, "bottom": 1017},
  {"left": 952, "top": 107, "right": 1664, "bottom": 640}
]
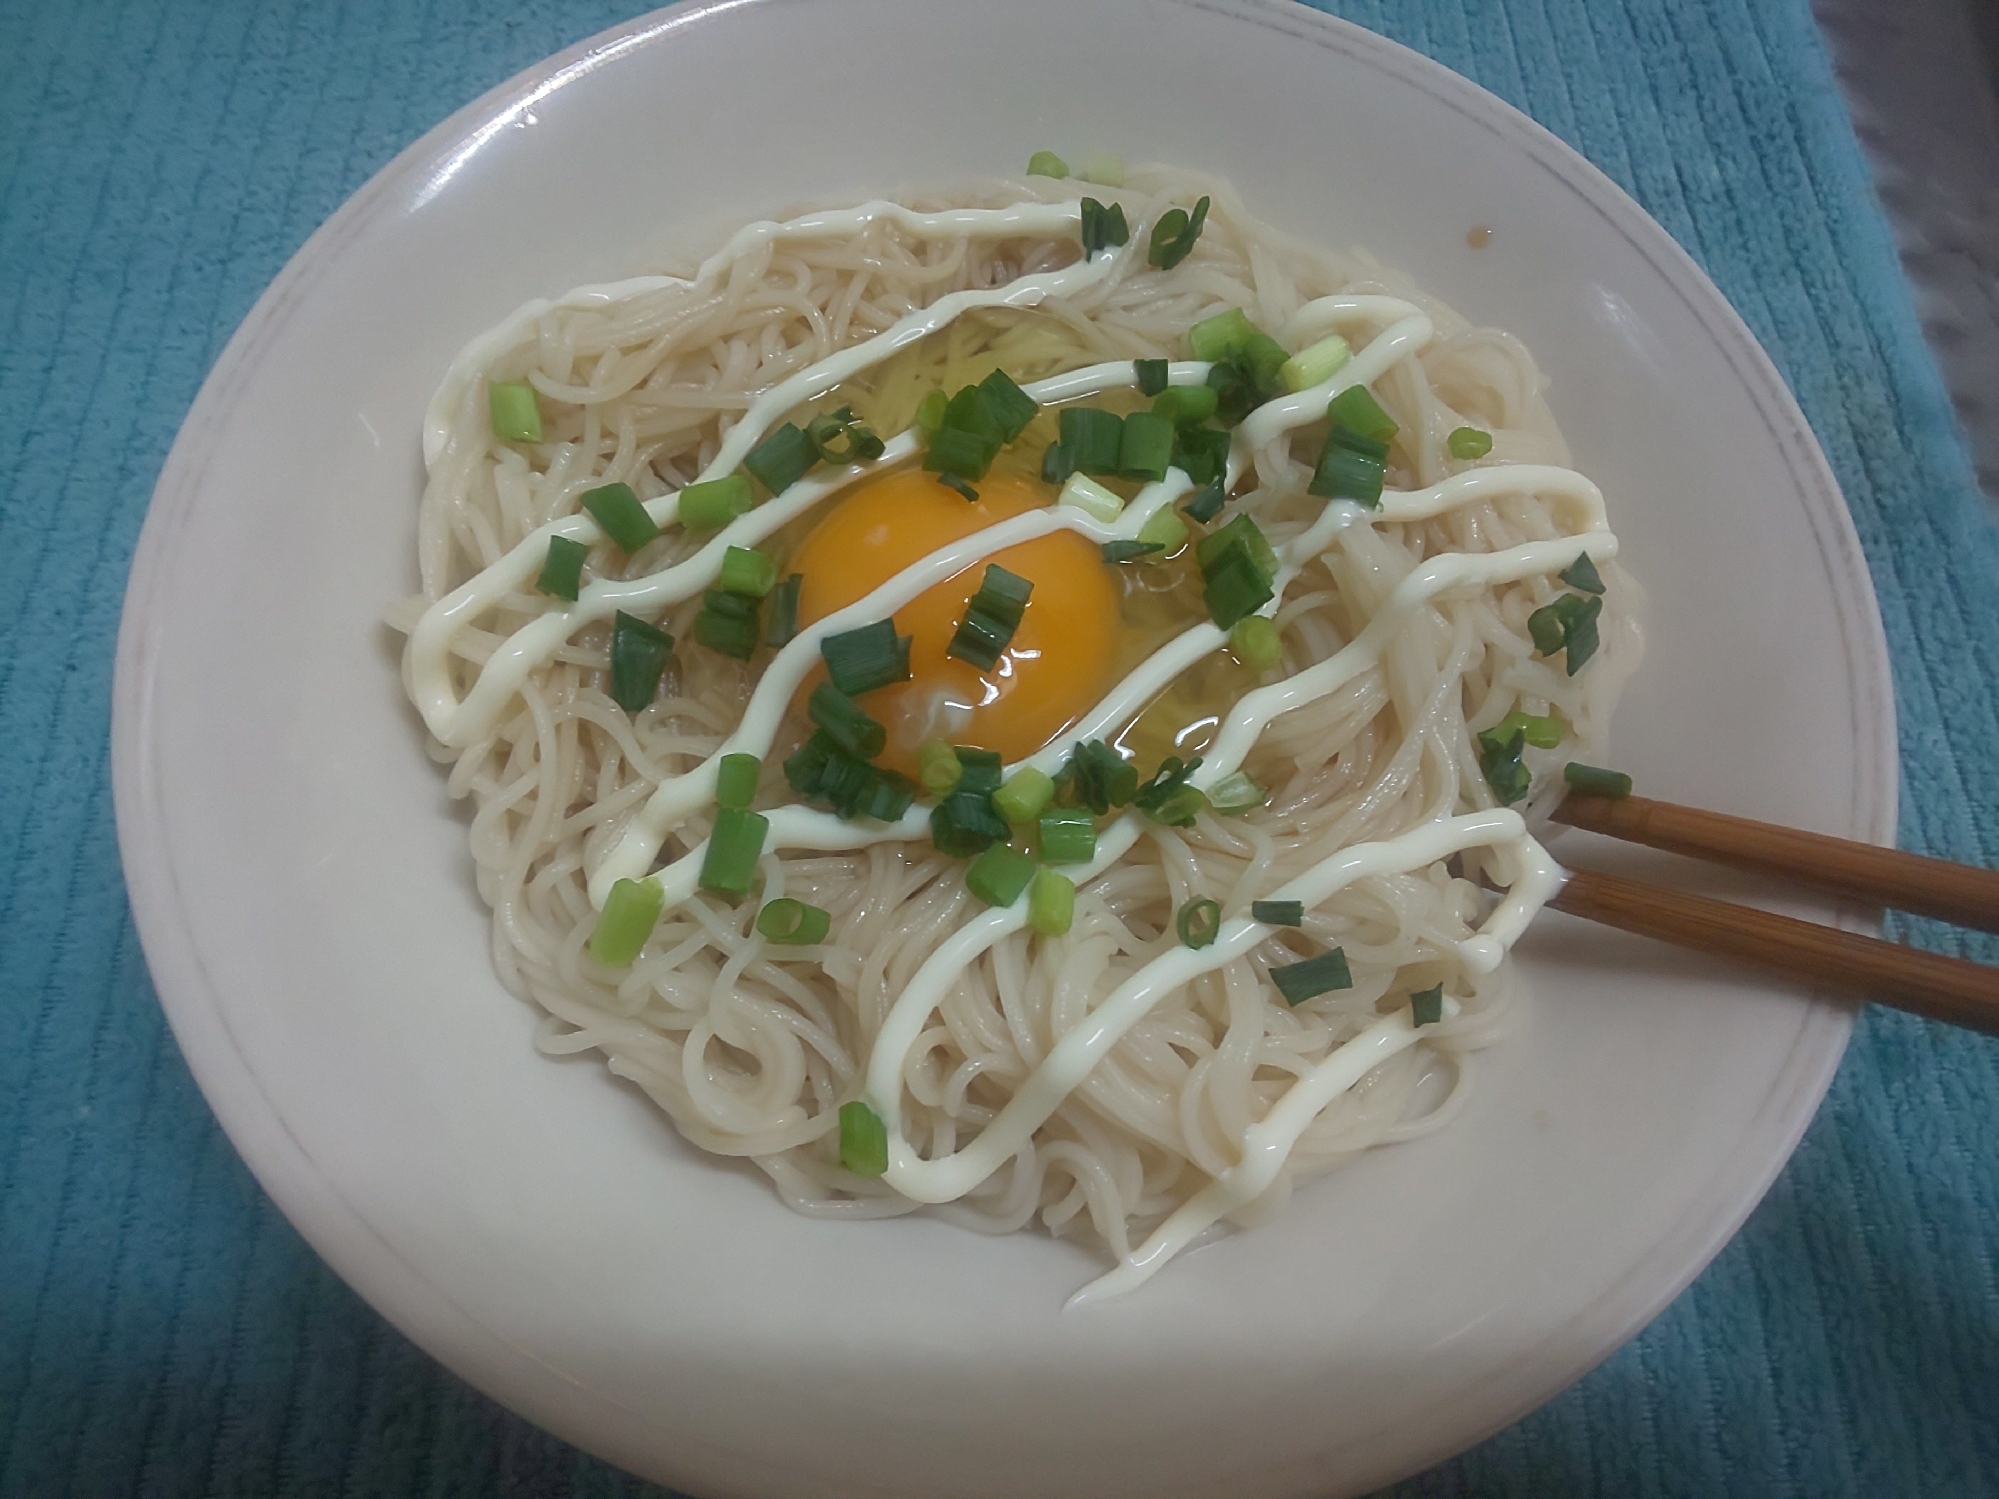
[
  {"left": 718, "top": 545, "right": 778, "bottom": 598},
  {"left": 1101, "top": 539, "right": 1166, "bottom": 564},
  {"left": 1177, "top": 896, "right": 1222, "bottom": 949},
  {"left": 1079, "top": 197, "right": 1130, "bottom": 255},
  {"left": 930, "top": 789, "right": 1009, "bottom": 857},
  {"left": 949, "top": 564, "right": 1034, "bottom": 671},
  {"left": 678, "top": 473, "right": 754, "bottom": 531},
  {"left": 966, "top": 843, "right": 1038, "bottom": 907},
  {"left": 1564, "top": 762, "right": 1634, "bottom": 799},
  {"left": 839, "top": 1099, "right": 888, "bottom": 1176},
  {"left": 936, "top": 474, "right": 980, "bottom": 502},
  {"left": 1059, "top": 472, "right": 1125, "bottom": 523},
  {"left": 1134, "top": 756, "right": 1205, "bottom": 828},
  {"left": 537, "top": 535, "right": 587, "bottom": 600},
  {"left": 1230, "top": 614, "right": 1283, "bottom": 670},
  {"left": 609, "top": 611, "right": 674, "bottom": 712},
  {"left": 994, "top": 768, "right": 1056, "bottom": 825},
  {"left": 785, "top": 731, "right": 896, "bottom": 820},
  {"left": 1308, "top": 444, "right": 1387, "bottom": 507},
  {"left": 1058, "top": 406, "right": 1125, "bottom": 476},
  {"left": 925, "top": 427, "right": 1001, "bottom": 484},
  {"left": 1240, "top": 332, "right": 1290, "bottom": 399},
  {"left": 744, "top": 423, "right": 817, "bottom": 495},
  {"left": 804, "top": 406, "right": 885, "bottom": 465},
  {"left": 1028, "top": 868, "right": 1076, "bottom": 937},
  {"left": 1189, "top": 307, "right": 1255, "bottom": 362},
  {"left": 858, "top": 769, "right": 916, "bottom": 823},
  {"left": 1081, "top": 153, "right": 1125, "bottom": 187},
  {"left": 1251, "top": 899, "right": 1303, "bottom": 926},
  {"left": 821, "top": 620, "right": 911, "bottom": 695},
  {"left": 1527, "top": 603, "right": 1567, "bottom": 657},
  {"left": 699, "top": 806, "right": 768, "bottom": 898},
  {"left": 916, "top": 739, "right": 962, "bottom": 796},
  {"left": 488, "top": 381, "right": 543, "bottom": 442},
  {"left": 1271, "top": 948, "right": 1353, "bottom": 1005},
  {"left": 1036, "top": 807, "right": 1097, "bottom": 864},
  {"left": 1203, "top": 547, "right": 1275, "bottom": 631},
  {"left": 1042, "top": 439, "right": 1077, "bottom": 485},
  {"left": 1173, "top": 425, "right": 1232, "bottom": 485},
  {"left": 1206, "top": 769, "right": 1267, "bottom": 812},
  {"left": 1027, "top": 150, "right": 1069, "bottom": 178},
  {"left": 715, "top": 752, "right": 761, "bottom": 810},
  {"left": 1527, "top": 593, "right": 1605, "bottom": 675},
  {"left": 1279, "top": 334, "right": 1352, "bottom": 393},
  {"left": 581, "top": 482, "right": 659, "bottom": 554},
  {"left": 587, "top": 876, "right": 664, "bottom": 966},
  {"left": 954, "top": 747, "right": 1004, "bottom": 795},
  {"left": 765, "top": 573, "right": 803, "bottom": 646},
  {"left": 783, "top": 732, "right": 833, "bottom": 799},
  {"left": 1478, "top": 726, "right": 1531, "bottom": 806},
  {"left": 977, "top": 368, "right": 1039, "bottom": 443},
  {"left": 693, "top": 591, "right": 761, "bottom": 659},
  {"left": 1326, "top": 384, "right": 1400, "bottom": 447},
  {"left": 1148, "top": 195, "right": 1210, "bottom": 270},
  {"left": 1149, "top": 784, "right": 1206, "bottom": 827},
  {"left": 1119, "top": 411, "right": 1176, "bottom": 482},
  {"left": 1488, "top": 708, "right": 1566, "bottom": 749},
  {"left": 1152, "top": 384, "right": 1219, "bottom": 427},
  {"left": 1207, "top": 360, "right": 1257, "bottom": 425},
  {"left": 1194, "top": 513, "right": 1277, "bottom": 577},
  {"left": 914, "top": 388, "right": 949, "bottom": 438},
  {"left": 1560, "top": 552, "right": 1606, "bottom": 594},
  {"left": 1447, "top": 425, "right": 1493, "bottom": 461},
  {"left": 1181, "top": 479, "right": 1226, "bottom": 525},
  {"left": 757, "top": 898, "right": 831, "bottom": 945},
  {"left": 1410, "top": 983, "right": 1445, "bottom": 1027},
  {"left": 1054, "top": 739, "right": 1137, "bottom": 814},
  {"left": 808, "top": 681, "right": 887, "bottom": 760},
  {"left": 1135, "top": 358, "right": 1170, "bottom": 397},
  {"left": 1136, "top": 505, "right": 1188, "bottom": 554}
]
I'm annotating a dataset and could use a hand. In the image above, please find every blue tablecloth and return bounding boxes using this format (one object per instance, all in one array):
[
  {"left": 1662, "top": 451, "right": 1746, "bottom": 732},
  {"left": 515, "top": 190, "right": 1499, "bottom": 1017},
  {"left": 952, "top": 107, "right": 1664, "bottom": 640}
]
[{"left": 3, "top": 1, "right": 1995, "bottom": 1494}]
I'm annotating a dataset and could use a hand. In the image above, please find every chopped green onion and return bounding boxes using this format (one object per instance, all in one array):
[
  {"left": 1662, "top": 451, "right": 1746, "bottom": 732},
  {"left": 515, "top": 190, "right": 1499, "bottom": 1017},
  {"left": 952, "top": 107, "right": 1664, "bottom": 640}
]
[
  {"left": 1036, "top": 807, "right": 1097, "bottom": 864},
  {"left": 1177, "top": 896, "right": 1222, "bottom": 949},
  {"left": 699, "top": 807, "right": 768, "bottom": 898},
  {"left": 1027, "top": 150, "right": 1069, "bottom": 178},
  {"left": 1240, "top": 332, "right": 1290, "bottom": 398},
  {"left": 913, "top": 388, "right": 949, "bottom": 438},
  {"left": 1195, "top": 513, "right": 1277, "bottom": 577},
  {"left": 678, "top": 473, "right": 754, "bottom": 531},
  {"left": 839, "top": 1099, "right": 888, "bottom": 1176},
  {"left": 581, "top": 482, "right": 658, "bottom": 554},
  {"left": 784, "top": 731, "right": 901, "bottom": 820},
  {"left": 1041, "top": 439, "right": 1076, "bottom": 485},
  {"left": 1206, "top": 769, "right": 1268, "bottom": 812},
  {"left": 916, "top": 740, "right": 962, "bottom": 796},
  {"left": 693, "top": 590, "right": 761, "bottom": 659},
  {"left": 1270, "top": 948, "right": 1353, "bottom": 1005},
  {"left": 715, "top": 752, "right": 761, "bottom": 810},
  {"left": 1487, "top": 708, "right": 1566, "bottom": 749},
  {"left": 966, "top": 843, "right": 1037, "bottom": 907},
  {"left": 743, "top": 422, "right": 818, "bottom": 495},
  {"left": 954, "top": 747, "right": 1003, "bottom": 795},
  {"left": 1059, "top": 472, "right": 1125, "bottom": 523},
  {"left": 1560, "top": 552, "right": 1606, "bottom": 594},
  {"left": 1058, "top": 406, "right": 1125, "bottom": 476},
  {"left": 1028, "top": 868, "right": 1076, "bottom": 937},
  {"left": 977, "top": 369, "right": 1039, "bottom": 443},
  {"left": 925, "top": 427, "right": 1000, "bottom": 485},
  {"left": 1173, "top": 425, "right": 1232, "bottom": 485},
  {"left": 858, "top": 769, "right": 916, "bottom": 822},
  {"left": 1101, "top": 539, "right": 1166, "bottom": 564},
  {"left": 993, "top": 768, "right": 1055, "bottom": 825},
  {"left": 1202, "top": 546, "right": 1275, "bottom": 631},
  {"left": 1189, "top": 307, "right": 1254, "bottom": 362},
  {"left": 1447, "top": 426, "right": 1493, "bottom": 461},
  {"left": 808, "top": 681, "right": 887, "bottom": 760},
  {"left": 1079, "top": 197, "right": 1129, "bottom": 256},
  {"left": 1251, "top": 899, "right": 1303, "bottom": 926},
  {"left": 609, "top": 611, "right": 674, "bottom": 712},
  {"left": 1206, "top": 360, "right": 1258, "bottom": 425},
  {"left": 949, "top": 564, "right": 1034, "bottom": 671},
  {"left": 930, "top": 788, "right": 1009, "bottom": 857},
  {"left": 804, "top": 405, "right": 885, "bottom": 465},
  {"left": 1308, "top": 440, "right": 1387, "bottom": 507},
  {"left": 1147, "top": 195, "right": 1210, "bottom": 270},
  {"left": 1080, "top": 153, "right": 1125, "bottom": 187},
  {"left": 488, "top": 381, "right": 543, "bottom": 442},
  {"left": 1152, "top": 384, "right": 1219, "bottom": 427},
  {"left": 1118, "top": 411, "right": 1175, "bottom": 482},
  {"left": 1326, "top": 385, "right": 1400, "bottom": 447},
  {"left": 1181, "top": 479, "right": 1226, "bottom": 525},
  {"left": 1410, "top": 983, "right": 1444, "bottom": 1027},
  {"left": 587, "top": 876, "right": 664, "bottom": 966},
  {"left": 765, "top": 573, "right": 803, "bottom": 646},
  {"left": 1564, "top": 762, "right": 1634, "bottom": 798},
  {"left": 1279, "top": 334, "right": 1352, "bottom": 393},
  {"left": 821, "top": 620, "right": 911, "bottom": 696},
  {"left": 1135, "top": 358, "right": 1169, "bottom": 396},
  {"left": 1133, "top": 755, "right": 1201, "bottom": 823},
  {"left": 1478, "top": 726, "right": 1531, "bottom": 806},
  {"left": 718, "top": 545, "right": 778, "bottom": 598},
  {"left": 757, "top": 898, "right": 831, "bottom": 945},
  {"left": 1527, "top": 593, "right": 1604, "bottom": 675},
  {"left": 1230, "top": 613, "right": 1283, "bottom": 670},
  {"left": 1136, "top": 505, "right": 1188, "bottom": 554},
  {"left": 1148, "top": 784, "right": 1206, "bottom": 827},
  {"left": 936, "top": 473, "right": 980, "bottom": 502},
  {"left": 1054, "top": 739, "right": 1137, "bottom": 814},
  {"left": 783, "top": 732, "right": 833, "bottom": 798},
  {"left": 537, "top": 534, "right": 587, "bottom": 600}
]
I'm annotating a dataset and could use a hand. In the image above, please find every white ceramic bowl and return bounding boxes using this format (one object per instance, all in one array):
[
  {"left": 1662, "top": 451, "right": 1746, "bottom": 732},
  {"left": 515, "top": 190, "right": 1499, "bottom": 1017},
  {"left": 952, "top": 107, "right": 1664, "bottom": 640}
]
[{"left": 113, "top": 3, "right": 1891, "bottom": 1496}]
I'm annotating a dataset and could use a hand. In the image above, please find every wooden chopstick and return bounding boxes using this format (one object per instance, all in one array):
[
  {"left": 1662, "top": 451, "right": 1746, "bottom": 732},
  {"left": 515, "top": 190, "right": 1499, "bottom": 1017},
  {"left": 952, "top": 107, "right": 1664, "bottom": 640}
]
[{"left": 1545, "top": 793, "right": 1999, "bottom": 1035}]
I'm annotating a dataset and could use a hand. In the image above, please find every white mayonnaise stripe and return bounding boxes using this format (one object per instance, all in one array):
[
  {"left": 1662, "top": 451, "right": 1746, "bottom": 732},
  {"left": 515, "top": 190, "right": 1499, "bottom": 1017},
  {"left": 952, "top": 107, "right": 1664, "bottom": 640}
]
[
  {"left": 875, "top": 810, "right": 1529, "bottom": 1204},
  {"left": 424, "top": 200, "right": 1090, "bottom": 466}
]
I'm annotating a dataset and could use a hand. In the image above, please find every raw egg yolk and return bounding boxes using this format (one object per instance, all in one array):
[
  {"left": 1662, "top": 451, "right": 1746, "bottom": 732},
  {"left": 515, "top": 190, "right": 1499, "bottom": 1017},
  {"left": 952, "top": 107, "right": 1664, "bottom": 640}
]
[{"left": 788, "top": 468, "right": 1119, "bottom": 778}]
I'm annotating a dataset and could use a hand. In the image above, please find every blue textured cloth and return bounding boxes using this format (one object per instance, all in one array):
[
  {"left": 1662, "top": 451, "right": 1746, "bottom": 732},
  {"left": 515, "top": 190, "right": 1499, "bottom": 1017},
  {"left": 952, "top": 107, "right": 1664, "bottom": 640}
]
[{"left": 2, "top": 0, "right": 1995, "bottom": 1494}]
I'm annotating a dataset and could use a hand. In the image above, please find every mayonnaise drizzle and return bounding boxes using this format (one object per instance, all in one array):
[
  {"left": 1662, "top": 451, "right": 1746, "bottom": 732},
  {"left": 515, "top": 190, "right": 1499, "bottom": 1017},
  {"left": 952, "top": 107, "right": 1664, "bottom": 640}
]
[{"left": 412, "top": 202, "right": 1621, "bottom": 1299}]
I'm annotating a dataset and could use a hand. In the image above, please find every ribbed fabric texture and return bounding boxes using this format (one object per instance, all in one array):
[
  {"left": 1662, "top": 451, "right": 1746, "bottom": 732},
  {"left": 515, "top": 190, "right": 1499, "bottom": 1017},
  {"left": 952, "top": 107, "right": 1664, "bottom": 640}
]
[{"left": 1, "top": 1, "right": 1993, "bottom": 1494}]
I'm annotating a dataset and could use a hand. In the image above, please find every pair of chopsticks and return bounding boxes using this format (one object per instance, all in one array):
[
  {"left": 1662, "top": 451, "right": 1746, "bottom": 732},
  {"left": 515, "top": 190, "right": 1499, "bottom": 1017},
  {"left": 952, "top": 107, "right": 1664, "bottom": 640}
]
[{"left": 1546, "top": 793, "right": 1999, "bottom": 1035}]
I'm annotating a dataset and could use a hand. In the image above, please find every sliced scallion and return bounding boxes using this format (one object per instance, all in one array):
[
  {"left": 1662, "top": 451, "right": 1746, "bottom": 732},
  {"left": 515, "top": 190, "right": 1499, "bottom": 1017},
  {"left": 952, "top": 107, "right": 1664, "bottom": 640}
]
[
  {"left": 1478, "top": 726, "right": 1531, "bottom": 806},
  {"left": 718, "top": 545, "right": 778, "bottom": 598},
  {"left": 966, "top": 843, "right": 1037, "bottom": 907},
  {"left": 1172, "top": 425, "right": 1232, "bottom": 485},
  {"left": 1189, "top": 307, "right": 1254, "bottom": 362},
  {"left": 808, "top": 681, "right": 887, "bottom": 760},
  {"left": 1181, "top": 479, "right": 1226, "bottom": 525},
  {"left": 744, "top": 422, "right": 817, "bottom": 495},
  {"left": 1564, "top": 762, "right": 1633, "bottom": 799},
  {"left": 977, "top": 368, "right": 1039, "bottom": 443},
  {"left": 916, "top": 740, "right": 962, "bottom": 796},
  {"left": 1487, "top": 708, "right": 1565, "bottom": 748},
  {"left": 1147, "top": 195, "right": 1210, "bottom": 270},
  {"left": 1079, "top": 197, "right": 1130, "bottom": 256},
  {"left": 1270, "top": 948, "right": 1353, "bottom": 1005},
  {"left": 1447, "top": 426, "right": 1493, "bottom": 461},
  {"left": 1028, "top": 868, "right": 1075, "bottom": 937},
  {"left": 757, "top": 898, "right": 831, "bottom": 945},
  {"left": 949, "top": 564, "right": 1033, "bottom": 672},
  {"left": 1135, "top": 358, "right": 1169, "bottom": 396},
  {"left": 693, "top": 590, "right": 761, "bottom": 659},
  {"left": 913, "top": 388, "right": 949, "bottom": 438},
  {"left": 488, "top": 381, "right": 543, "bottom": 442},
  {"left": 1036, "top": 807, "right": 1097, "bottom": 864},
  {"left": 839, "top": 1099, "right": 888, "bottom": 1176},
  {"left": 1202, "top": 545, "right": 1275, "bottom": 631},
  {"left": 1251, "top": 899, "right": 1303, "bottom": 927},
  {"left": 1057, "top": 406, "right": 1124, "bottom": 476},
  {"left": 765, "top": 573, "right": 803, "bottom": 646},
  {"left": 993, "top": 768, "right": 1055, "bottom": 825},
  {"left": 715, "top": 752, "right": 761, "bottom": 810},
  {"left": 581, "top": 482, "right": 658, "bottom": 554},
  {"left": 954, "top": 747, "right": 1003, "bottom": 796},
  {"left": 1206, "top": 769, "right": 1267, "bottom": 813},
  {"left": 1136, "top": 505, "right": 1188, "bottom": 554},
  {"left": 609, "top": 611, "right": 674, "bottom": 712},
  {"left": 1152, "top": 383, "right": 1219, "bottom": 427},
  {"left": 1240, "top": 332, "right": 1289, "bottom": 399},
  {"left": 1054, "top": 740, "right": 1137, "bottom": 814},
  {"left": 1101, "top": 539, "right": 1166, "bottom": 564},
  {"left": 1133, "top": 755, "right": 1201, "bottom": 826},
  {"left": 1560, "top": 552, "right": 1606, "bottom": 594},
  {"left": 1118, "top": 410, "right": 1176, "bottom": 482},
  {"left": 1230, "top": 614, "right": 1283, "bottom": 670},
  {"left": 1410, "top": 983, "right": 1444, "bottom": 1027},
  {"left": 587, "top": 876, "right": 664, "bottom": 966},
  {"left": 537, "top": 534, "right": 587, "bottom": 600},
  {"left": 1027, "top": 150, "right": 1069, "bottom": 178},
  {"left": 699, "top": 806, "right": 768, "bottom": 898},
  {"left": 1308, "top": 441, "right": 1387, "bottom": 507},
  {"left": 1326, "top": 384, "right": 1400, "bottom": 448},
  {"left": 1059, "top": 472, "right": 1125, "bottom": 523},
  {"left": 1279, "top": 334, "right": 1352, "bottom": 393},
  {"left": 926, "top": 428, "right": 1000, "bottom": 486},
  {"left": 678, "top": 473, "right": 754, "bottom": 531},
  {"left": 930, "top": 789, "right": 1009, "bottom": 857},
  {"left": 821, "top": 620, "right": 911, "bottom": 696},
  {"left": 804, "top": 405, "right": 885, "bottom": 465},
  {"left": 1177, "top": 896, "right": 1222, "bottom": 949},
  {"left": 1080, "top": 153, "right": 1125, "bottom": 187},
  {"left": 1527, "top": 593, "right": 1604, "bottom": 675}
]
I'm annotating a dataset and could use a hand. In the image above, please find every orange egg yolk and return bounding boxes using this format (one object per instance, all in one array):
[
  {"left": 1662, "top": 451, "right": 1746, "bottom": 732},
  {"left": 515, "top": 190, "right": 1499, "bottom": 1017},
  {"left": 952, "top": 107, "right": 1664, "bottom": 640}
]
[{"left": 787, "top": 468, "right": 1119, "bottom": 778}]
